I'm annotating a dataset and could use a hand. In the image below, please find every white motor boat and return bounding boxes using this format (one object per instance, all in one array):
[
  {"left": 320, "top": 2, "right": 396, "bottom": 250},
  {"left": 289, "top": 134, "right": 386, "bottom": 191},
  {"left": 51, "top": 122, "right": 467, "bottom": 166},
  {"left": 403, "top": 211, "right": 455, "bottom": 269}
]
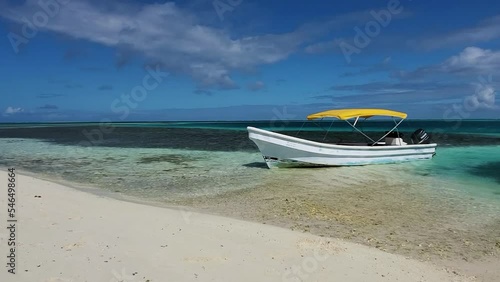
[{"left": 247, "top": 108, "right": 437, "bottom": 168}]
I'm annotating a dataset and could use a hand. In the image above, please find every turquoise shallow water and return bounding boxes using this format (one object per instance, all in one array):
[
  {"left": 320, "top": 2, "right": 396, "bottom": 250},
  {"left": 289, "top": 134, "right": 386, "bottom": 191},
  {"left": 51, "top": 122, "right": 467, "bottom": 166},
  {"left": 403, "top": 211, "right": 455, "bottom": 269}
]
[
  {"left": 0, "top": 138, "right": 498, "bottom": 201},
  {"left": 0, "top": 138, "right": 264, "bottom": 199},
  {"left": 1, "top": 120, "right": 497, "bottom": 199},
  {"left": 408, "top": 146, "right": 500, "bottom": 197}
]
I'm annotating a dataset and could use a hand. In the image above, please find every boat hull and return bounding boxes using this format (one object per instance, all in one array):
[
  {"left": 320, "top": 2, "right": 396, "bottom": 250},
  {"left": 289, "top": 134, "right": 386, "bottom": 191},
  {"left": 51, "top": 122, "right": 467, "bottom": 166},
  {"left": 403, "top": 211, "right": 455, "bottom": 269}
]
[{"left": 247, "top": 127, "right": 437, "bottom": 168}]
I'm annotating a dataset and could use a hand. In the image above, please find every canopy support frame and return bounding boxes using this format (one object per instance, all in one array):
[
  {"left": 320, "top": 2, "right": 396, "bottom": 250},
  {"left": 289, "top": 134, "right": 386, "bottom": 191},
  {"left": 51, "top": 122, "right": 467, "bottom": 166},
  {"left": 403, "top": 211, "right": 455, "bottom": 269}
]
[
  {"left": 323, "top": 119, "right": 335, "bottom": 141},
  {"left": 344, "top": 119, "right": 375, "bottom": 143},
  {"left": 369, "top": 118, "right": 405, "bottom": 146},
  {"left": 308, "top": 114, "right": 407, "bottom": 146}
]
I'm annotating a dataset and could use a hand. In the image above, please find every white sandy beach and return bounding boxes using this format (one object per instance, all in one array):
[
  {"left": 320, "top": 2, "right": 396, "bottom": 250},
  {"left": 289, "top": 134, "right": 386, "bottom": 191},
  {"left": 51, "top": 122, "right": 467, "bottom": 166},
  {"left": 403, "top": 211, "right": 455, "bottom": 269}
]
[{"left": 0, "top": 173, "right": 473, "bottom": 282}]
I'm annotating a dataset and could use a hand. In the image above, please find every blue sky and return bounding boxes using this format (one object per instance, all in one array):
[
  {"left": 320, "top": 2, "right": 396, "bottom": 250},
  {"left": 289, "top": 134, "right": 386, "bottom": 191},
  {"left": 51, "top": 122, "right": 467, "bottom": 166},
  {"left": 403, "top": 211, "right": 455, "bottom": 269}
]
[{"left": 0, "top": 0, "right": 499, "bottom": 121}]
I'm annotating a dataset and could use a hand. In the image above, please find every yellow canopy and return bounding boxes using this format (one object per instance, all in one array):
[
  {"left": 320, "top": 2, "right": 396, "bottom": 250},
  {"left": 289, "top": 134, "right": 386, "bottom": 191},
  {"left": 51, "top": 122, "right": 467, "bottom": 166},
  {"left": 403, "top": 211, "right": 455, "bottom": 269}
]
[{"left": 307, "top": 108, "right": 407, "bottom": 120}]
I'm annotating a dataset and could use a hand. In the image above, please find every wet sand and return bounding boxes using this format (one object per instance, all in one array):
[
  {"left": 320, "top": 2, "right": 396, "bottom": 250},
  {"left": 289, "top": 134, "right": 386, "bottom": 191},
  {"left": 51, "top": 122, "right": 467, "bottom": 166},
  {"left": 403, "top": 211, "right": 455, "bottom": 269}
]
[{"left": 173, "top": 166, "right": 500, "bottom": 281}]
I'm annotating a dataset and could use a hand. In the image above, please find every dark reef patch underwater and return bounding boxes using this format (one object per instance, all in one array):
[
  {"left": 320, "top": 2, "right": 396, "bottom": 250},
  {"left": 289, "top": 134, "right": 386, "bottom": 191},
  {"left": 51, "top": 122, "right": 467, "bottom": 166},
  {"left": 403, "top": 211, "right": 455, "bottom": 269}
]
[
  {"left": 469, "top": 161, "right": 500, "bottom": 184},
  {"left": 1, "top": 120, "right": 500, "bottom": 151}
]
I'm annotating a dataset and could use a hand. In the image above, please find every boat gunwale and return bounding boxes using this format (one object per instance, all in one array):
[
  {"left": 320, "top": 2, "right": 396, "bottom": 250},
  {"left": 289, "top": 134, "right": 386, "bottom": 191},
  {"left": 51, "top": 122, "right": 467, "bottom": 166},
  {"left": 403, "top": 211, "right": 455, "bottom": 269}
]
[{"left": 247, "top": 126, "right": 437, "bottom": 151}]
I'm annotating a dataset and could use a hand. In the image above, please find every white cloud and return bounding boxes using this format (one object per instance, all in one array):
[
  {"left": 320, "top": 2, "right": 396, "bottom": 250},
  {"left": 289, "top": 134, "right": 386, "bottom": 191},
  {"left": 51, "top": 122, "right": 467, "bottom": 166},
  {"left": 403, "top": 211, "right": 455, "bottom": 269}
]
[
  {"left": 383, "top": 47, "right": 499, "bottom": 110},
  {"left": 4, "top": 107, "right": 24, "bottom": 115},
  {"left": 1, "top": 1, "right": 295, "bottom": 89},
  {"left": 0, "top": 1, "right": 375, "bottom": 90},
  {"left": 469, "top": 82, "right": 497, "bottom": 110},
  {"left": 400, "top": 47, "right": 500, "bottom": 78},
  {"left": 329, "top": 46, "right": 500, "bottom": 110},
  {"left": 440, "top": 47, "right": 500, "bottom": 73}
]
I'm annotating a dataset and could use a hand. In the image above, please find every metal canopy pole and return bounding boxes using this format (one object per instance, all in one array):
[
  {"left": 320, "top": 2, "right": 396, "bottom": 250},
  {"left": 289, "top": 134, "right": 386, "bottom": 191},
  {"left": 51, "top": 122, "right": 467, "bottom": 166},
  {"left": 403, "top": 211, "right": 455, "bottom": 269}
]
[
  {"left": 345, "top": 118, "right": 375, "bottom": 143},
  {"left": 370, "top": 118, "right": 405, "bottom": 146},
  {"left": 323, "top": 120, "right": 335, "bottom": 141},
  {"left": 296, "top": 121, "right": 306, "bottom": 137}
]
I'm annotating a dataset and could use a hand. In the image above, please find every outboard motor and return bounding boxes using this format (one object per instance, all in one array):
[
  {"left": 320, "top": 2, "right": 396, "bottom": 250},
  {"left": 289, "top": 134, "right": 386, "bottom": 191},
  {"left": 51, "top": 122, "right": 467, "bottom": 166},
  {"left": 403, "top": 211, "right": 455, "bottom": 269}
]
[{"left": 411, "top": 129, "right": 430, "bottom": 144}]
